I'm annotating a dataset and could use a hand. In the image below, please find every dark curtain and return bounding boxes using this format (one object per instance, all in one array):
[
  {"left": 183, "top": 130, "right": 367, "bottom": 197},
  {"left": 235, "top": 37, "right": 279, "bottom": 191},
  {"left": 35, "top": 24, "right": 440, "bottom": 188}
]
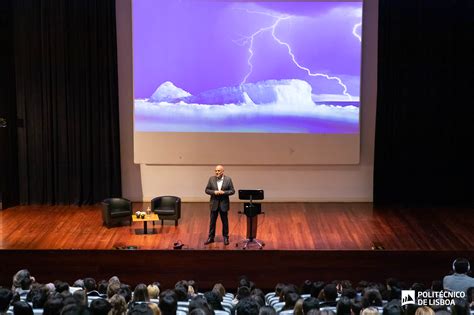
[
  {"left": 374, "top": 0, "right": 474, "bottom": 206},
  {"left": 0, "top": 0, "right": 19, "bottom": 209},
  {"left": 12, "top": 0, "right": 121, "bottom": 205}
]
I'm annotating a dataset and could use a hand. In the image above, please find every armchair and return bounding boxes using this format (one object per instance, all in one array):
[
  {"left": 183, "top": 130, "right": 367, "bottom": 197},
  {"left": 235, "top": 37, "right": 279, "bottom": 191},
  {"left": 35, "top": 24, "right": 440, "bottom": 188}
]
[
  {"left": 101, "top": 198, "right": 132, "bottom": 228},
  {"left": 151, "top": 196, "right": 181, "bottom": 226}
]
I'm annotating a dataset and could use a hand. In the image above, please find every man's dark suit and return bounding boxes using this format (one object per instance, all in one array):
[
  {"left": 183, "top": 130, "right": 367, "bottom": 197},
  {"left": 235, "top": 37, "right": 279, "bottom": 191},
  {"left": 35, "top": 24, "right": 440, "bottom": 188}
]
[{"left": 205, "top": 175, "right": 235, "bottom": 238}]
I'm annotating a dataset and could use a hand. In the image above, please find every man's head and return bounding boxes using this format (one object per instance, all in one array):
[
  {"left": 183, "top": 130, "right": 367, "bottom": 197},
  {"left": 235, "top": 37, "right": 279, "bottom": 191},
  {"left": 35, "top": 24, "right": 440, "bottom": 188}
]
[
  {"left": 453, "top": 258, "right": 470, "bottom": 274},
  {"left": 215, "top": 165, "right": 224, "bottom": 179}
]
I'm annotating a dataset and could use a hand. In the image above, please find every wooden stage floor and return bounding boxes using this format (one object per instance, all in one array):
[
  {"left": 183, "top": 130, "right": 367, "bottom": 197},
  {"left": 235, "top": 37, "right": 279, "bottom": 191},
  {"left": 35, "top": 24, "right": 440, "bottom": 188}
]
[
  {"left": 1, "top": 202, "right": 473, "bottom": 250},
  {"left": 1, "top": 203, "right": 473, "bottom": 289}
]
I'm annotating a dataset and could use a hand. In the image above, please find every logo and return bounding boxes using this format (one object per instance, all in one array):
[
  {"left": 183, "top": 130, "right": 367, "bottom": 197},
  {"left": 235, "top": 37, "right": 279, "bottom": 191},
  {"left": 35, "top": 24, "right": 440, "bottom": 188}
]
[
  {"left": 402, "top": 290, "right": 416, "bottom": 306},
  {"left": 402, "top": 290, "right": 465, "bottom": 306}
]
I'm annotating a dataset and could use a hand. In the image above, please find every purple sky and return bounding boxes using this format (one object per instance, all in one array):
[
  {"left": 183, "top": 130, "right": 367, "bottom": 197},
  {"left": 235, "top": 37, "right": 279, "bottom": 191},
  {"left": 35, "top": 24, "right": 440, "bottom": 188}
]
[{"left": 133, "top": 1, "right": 362, "bottom": 98}]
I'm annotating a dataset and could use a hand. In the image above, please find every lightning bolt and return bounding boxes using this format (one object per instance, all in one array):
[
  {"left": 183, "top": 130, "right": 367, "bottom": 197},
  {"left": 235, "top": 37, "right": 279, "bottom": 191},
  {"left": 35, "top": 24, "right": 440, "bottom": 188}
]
[
  {"left": 236, "top": 9, "right": 353, "bottom": 100},
  {"left": 353, "top": 22, "right": 362, "bottom": 42}
]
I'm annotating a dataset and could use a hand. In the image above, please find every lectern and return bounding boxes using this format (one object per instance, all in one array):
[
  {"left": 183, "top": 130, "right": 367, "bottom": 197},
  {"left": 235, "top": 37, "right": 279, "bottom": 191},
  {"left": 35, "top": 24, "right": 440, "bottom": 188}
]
[{"left": 237, "top": 189, "right": 265, "bottom": 249}]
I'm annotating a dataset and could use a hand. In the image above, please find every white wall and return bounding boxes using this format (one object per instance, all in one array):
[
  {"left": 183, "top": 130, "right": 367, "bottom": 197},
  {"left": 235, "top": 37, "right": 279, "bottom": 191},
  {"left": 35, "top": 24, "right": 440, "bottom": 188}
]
[{"left": 116, "top": 0, "right": 378, "bottom": 202}]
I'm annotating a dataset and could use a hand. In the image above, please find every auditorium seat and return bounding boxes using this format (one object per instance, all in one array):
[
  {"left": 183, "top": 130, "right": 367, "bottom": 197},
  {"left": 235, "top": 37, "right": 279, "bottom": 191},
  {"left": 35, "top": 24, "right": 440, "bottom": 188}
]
[
  {"left": 101, "top": 198, "right": 132, "bottom": 228},
  {"left": 221, "top": 302, "right": 233, "bottom": 313},
  {"left": 151, "top": 196, "right": 181, "bottom": 226},
  {"left": 273, "top": 301, "right": 285, "bottom": 312}
]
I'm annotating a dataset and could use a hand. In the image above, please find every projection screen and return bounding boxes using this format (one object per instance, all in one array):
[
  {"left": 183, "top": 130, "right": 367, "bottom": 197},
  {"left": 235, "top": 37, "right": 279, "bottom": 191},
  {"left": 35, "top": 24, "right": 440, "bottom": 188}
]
[{"left": 133, "top": 0, "right": 363, "bottom": 165}]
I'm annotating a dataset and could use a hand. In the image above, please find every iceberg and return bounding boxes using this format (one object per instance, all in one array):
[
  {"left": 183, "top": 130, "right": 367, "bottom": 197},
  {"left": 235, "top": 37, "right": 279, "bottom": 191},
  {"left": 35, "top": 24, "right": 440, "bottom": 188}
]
[{"left": 150, "top": 81, "right": 191, "bottom": 102}]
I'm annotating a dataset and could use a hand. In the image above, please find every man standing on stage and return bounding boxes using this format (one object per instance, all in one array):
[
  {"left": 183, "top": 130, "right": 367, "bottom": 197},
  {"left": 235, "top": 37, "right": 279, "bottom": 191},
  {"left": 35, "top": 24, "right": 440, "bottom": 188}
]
[{"left": 204, "top": 165, "right": 235, "bottom": 246}]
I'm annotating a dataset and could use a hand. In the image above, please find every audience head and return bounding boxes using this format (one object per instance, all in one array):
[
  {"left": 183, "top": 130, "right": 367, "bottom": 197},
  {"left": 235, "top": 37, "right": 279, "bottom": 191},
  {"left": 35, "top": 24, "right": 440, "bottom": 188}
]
[
  {"left": 189, "top": 296, "right": 214, "bottom": 315},
  {"left": 405, "top": 304, "right": 419, "bottom": 315},
  {"left": 356, "top": 281, "right": 369, "bottom": 294},
  {"left": 362, "top": 306, "right": 380, "bottom": 315},
  {"left": 386, "top": 278, "right": 400, "bottom": 290},
  {"left": 430, "top": 280, "right": 443, "bottom": 292},
  {"left": 128, "top": 302, "right": 153, "bottom": 315},
  {"left": 321, "top": 284, "right": 338, "bottom": 302},
  {"left": 236, "top": 297, "right": 260, "bottom": 315},
  {"left": 43, "top": 296, "right": 64, "bottom": 315},
  {"left": 55, "top": 281, "right": 69, "bottom": 294},
  {"left": 28, "top": 286, "right": 48, "bottom": 309},
  {"left": 159, "top": 290, "right": 178, "bottom": 315},
  {"left": 212, "top": 283, "right": 226, "bottom": 298},
  {"left": 12, "top": 300, "right": 33, "bottom": 315},
  {"left": 72, "top": 289, "right": 87, "bottom": 307},
  {"left": 237, "top": 286, "right": 251, "bottom": 300},
  {"left": 190, "top": 309, "right": 210, "bottom": 315},
  {"left": 258, "top": 305, "right": 277, "bottom": 315},
  {"left": 274, "top": 283, "right": 285, "bottom": 297},
  {"left": 294, "top": 298, "right": 304, "bottom": 315},
  {"left": 410, "top": 283, "right": 426, "bottom": 295},
  {"left": 251, "top": 288, "right": 265, "bottom": 302},
  {"left": 0, "top": 288, "right": 14, "bottom": 313},
  {"left": 311, "top": 282, "right": 326, "bottom": 299},
  {"left": 12, "top": 269, "right": 33, "bottom": 291},
  {"left": 251, "top": 294, "right": 265, "bottom": 308},
  {"left": 133, "top": 283, "right": 149, "bottom": 302},
  {"left": 450, "top": 299, "right": 470, "bottom": 315},
  {"left": 336, "top": 296, "right": 352, "bottom": 315},
  {"left": 238, "top": 276, "right": 254, "bottom": 291},
  {"left": 108, "top": 276, "right": 120, "bottom": 286},
  {"left": 351, "top": 302, "right": 363, "bottom": 315},
  {"left": 45, "top": 283, "right": 56, "bottom": 293},
  {"left": 204, "top": 291, "right": 223, "bottom": 311},
  {"left": 118, "top": 284, "right": 132, "bottom": 303},
  {"left": 303, "top": 297, "right": 320, "bottom": 314},
  {"left": 341, "top": 288, "right": 357, "bottom": 299},
  {"left": 452, "top": 258, "right": 471, "bottom": 274},
  {"left": 107, "top": 282, "right": 121, "bottom": 299},
  {"left": 147, "top": 284, "right": 160, "bottom": 299},
  {"left": 90, "top": 298, "right": 112, "bottom": 315},
  {"left": 280, "top": 284, "right": 299, "bottom": 303},
  {"left": 362, "top": 288, "right": 383, "bottom": 307},
  {"left": 415, "top": 306, "right": 435, "bottom": 315},
  {"left": 188, "top": 280, "right": 198, "bottom": 297},
  {"left": 97, "top": 280, "right": 108, "bottom": 295},
  {"left": 174, "top": 284, "right": 188, "bottom": 302},
  {"left": 283, "top": 292, "right": 300, "bottom": 310},
  {"left": 60, "top": 303, "right": 87, "bottom": 315},
  {"left": 302, "top": 280, "right": 313, "bottom": 295},
  {"left": 108, "top": 293, "right": 127, "bottom": 315},
  {"left": 382, "top": 300, "right": 402, "bottom": 315},
  {"left": 72, "top": 279, "right": 84, "bottom": 289},
  {"left": 83, "top": 278, "right": 97, "bottom": 292}
]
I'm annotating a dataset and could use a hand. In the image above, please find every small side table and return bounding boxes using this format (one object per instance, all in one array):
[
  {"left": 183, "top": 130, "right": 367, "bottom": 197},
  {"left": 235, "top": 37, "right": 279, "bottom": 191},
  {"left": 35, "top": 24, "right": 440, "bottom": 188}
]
[{"left": 132, "top": 214, "right": 159, "bottom": 234}]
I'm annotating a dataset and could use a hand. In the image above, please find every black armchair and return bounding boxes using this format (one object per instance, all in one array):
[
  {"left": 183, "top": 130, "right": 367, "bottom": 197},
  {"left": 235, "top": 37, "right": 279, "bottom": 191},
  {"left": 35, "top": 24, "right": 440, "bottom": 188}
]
[
  {"left": 151, "top": 196, "right": 181, "bottom": 226},
  {"left": 102, "top": 198, "right": 132, "bottom": 228}
]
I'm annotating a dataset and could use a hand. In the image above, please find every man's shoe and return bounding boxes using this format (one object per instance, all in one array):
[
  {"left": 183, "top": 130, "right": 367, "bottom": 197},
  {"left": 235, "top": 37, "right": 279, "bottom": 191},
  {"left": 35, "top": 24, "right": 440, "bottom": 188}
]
[
  {"left": 224, "top": 237, "right": 229, "bottom": 245},
  {"left": 204, "top": 238, "right": 214, "bottom": 245}
]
